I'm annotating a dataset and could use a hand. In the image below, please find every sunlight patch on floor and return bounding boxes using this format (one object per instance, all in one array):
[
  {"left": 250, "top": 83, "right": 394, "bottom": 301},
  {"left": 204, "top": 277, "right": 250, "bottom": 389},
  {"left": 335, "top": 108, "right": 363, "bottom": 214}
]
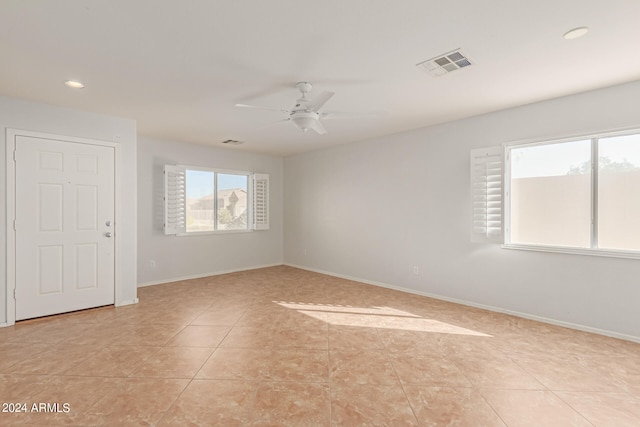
[{"left": 274, "top": 301, "right": 491, "bottom": 336}]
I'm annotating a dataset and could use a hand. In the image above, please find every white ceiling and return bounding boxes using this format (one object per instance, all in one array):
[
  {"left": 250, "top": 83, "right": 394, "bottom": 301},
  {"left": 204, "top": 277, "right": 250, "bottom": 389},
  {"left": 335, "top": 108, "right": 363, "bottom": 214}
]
[{"left": 1, "top": 1, "right": 639, "bottom": 156}]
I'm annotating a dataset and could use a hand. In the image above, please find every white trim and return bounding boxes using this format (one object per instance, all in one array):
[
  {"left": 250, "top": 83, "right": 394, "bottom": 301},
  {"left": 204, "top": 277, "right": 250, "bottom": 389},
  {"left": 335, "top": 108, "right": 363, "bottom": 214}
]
[
  {"left": 284, "top": 263, "right": 640, "bottom": 344},
  {"left": 502, "top": 243, "right": 640, "bottom": 259},
  {"left": 590, "top": 138, "right": 599, "bottom": 249},
  {"left": 503, "top": 126, "right": 640, "bottom": 149},
  {"left": 177, "top": 164, "right": 251, "bottom": 177},
  {"left": 5, "top": 129, "right": 16, "bottom": 326},
  {"left": 116, "top": 298, "right": 139, "bottom": 306},
  {"left": 175, "top": 229, "right": 254, "bottom": 237},
  {"left": 137, "top": 263, "right": 282, "bottom": 288},
  {"left": 4, "top": 128, "right": 122, "bottom": 326}
]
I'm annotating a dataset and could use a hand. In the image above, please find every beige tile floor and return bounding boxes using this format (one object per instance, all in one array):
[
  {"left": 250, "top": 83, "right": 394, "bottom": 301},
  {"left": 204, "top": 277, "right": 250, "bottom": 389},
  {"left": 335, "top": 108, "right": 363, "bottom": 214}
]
[{"left": 1, "top": 265, "right": 639, "bottom": 426}]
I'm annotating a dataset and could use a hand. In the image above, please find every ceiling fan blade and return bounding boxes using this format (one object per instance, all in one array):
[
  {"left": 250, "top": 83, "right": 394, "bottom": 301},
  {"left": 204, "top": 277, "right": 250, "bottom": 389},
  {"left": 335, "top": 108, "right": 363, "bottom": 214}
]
[
  {"left": 308, "top": 91, "right": 334, "bottom": 111},
  {"left": 235, "top": 103, "right": 291, "bottom": 114},
  {"left": 320, "top": 110, "right": 385, "bottom": 120},
  {"left": 256, "top": 118, "right": 290, "bottom": 130},
  {"left": 308, "top": 119, "right": 327, "bottom": 135}
]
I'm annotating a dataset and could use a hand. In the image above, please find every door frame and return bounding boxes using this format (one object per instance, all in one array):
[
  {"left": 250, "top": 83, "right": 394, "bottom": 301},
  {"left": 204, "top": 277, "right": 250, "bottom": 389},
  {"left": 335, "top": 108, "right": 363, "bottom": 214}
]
[{"left": 5, "top": 128, "right": 122, "bottom": 326}]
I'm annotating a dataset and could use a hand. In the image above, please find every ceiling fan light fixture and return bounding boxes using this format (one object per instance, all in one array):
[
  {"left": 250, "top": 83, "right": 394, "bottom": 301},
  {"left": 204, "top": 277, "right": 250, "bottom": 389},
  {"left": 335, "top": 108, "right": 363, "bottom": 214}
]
[{"left": 291, "top": 111, "right": 319, "bottom": 132}]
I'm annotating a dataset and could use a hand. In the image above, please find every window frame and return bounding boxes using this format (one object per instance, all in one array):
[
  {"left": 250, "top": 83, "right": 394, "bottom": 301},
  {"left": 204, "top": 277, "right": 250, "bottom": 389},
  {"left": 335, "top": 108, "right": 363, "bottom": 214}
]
[
  {"left": 164, "top": 164, "right": 269, "bottom": 236},
  {"left": 503, "top": 128, "right": 640, "bottom": 259}
]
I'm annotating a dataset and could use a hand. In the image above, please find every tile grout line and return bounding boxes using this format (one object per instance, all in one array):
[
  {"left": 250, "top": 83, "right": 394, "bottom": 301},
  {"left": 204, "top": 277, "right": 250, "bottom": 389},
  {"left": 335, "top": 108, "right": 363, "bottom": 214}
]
[
  {"left": 376, "top": 326, "right": 421, "bottom": 426},
  {"left": 548, "top": 389, "right": 597, "bottom": 427}
]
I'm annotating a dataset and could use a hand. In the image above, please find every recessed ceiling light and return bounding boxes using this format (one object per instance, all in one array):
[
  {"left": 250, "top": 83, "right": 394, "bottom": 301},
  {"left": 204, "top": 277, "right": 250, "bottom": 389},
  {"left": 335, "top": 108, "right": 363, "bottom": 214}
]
[
  {"left": 563, "top": 27, "right": 589, "bottom": 40},
  {"left": 64, "top": 80, "right": 85, "bottom": 89}
]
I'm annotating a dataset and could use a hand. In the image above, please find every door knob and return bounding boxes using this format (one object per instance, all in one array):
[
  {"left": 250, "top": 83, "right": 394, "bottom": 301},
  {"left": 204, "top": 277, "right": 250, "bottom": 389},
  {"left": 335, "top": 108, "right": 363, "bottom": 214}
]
[{"left": 105, "top": 232, "right": 113, "bottom": 238}]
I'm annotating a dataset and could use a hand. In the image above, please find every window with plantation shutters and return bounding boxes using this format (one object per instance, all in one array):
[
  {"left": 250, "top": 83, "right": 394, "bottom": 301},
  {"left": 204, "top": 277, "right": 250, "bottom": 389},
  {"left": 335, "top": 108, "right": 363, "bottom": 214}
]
[
  {"left": 471, "top": 147, "right": 503, "bottom": 243},
  {"left": 164, "top": 165, "right": 186, "bottom": 235},
  {"left": 252, "top": 173, "right": 269, "bottom": 230},
  {"left": 164, "top": 164, "right": 269, "bottom": 235}
]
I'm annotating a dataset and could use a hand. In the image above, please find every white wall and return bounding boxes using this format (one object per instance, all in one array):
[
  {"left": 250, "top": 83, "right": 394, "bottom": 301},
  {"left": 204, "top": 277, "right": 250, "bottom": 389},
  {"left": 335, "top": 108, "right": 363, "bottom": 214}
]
[
  {"left": 284, "top": 80, "right": 640, "bottom": 341},
  {"left": 0, "top": 96, "right": 138, "bottom": 325},
  {"left": 137, "top": 137, "right": 283, "bottom": 285}
]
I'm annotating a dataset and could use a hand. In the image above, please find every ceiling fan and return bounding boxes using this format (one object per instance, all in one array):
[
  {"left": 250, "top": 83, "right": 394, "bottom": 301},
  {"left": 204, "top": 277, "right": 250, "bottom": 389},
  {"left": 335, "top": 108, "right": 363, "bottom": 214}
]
[{"left": 236, "top": 82, "right": 358, "bottom": 135}]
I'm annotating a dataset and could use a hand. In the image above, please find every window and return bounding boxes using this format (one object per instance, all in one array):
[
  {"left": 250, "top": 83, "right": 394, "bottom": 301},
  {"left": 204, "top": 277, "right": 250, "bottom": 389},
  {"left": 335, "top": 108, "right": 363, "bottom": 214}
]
[
  {"left": 504, "top": 131, "right": 640, "bottom": 256},
  {"left": 509, "top": 139, "right": 591, "bottom": 248},
  {"left": 164, "top": 165, "right": 269, "bottom": 235},
  {"left": 597, "top": 134, "right": 640, "bottom": 251}
]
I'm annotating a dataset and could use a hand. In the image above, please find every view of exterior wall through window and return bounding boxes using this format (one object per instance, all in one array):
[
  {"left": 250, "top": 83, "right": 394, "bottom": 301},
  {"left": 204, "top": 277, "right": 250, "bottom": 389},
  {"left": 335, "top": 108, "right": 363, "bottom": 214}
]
[
  {"left": 597, "top": 134, "right": 640, "bottom": 250},
  {"left": 510, "top": 139, "right": 592, "bottom": 247},
  {"left": 507, "top": 132, "right": 640, "bottom": 253}
]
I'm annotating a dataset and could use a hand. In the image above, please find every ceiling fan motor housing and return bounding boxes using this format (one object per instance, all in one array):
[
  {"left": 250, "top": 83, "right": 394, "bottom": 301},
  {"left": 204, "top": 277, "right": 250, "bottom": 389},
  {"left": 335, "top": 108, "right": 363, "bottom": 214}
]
[{"left": 296, "top": 81, "right": 313, "bottom": 95}]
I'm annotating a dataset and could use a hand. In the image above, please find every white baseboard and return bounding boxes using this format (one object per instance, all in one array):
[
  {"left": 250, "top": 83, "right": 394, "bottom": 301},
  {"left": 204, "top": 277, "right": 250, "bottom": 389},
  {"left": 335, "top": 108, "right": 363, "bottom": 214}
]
[
  {"left": 284, "top": 263, "right": 640, "bottom": 344},
  {"left": 116, "top": 298, "right": 139, "bottom": 307},
  {"left": 137, "top": 263, "right": 283, "bottom": 288}
]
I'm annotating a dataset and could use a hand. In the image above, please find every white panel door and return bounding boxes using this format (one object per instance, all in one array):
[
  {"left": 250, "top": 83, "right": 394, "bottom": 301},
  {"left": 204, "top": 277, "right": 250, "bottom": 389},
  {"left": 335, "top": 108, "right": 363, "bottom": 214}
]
[{"left": 15, "top": 135, "right": 115, "bottom": 320}]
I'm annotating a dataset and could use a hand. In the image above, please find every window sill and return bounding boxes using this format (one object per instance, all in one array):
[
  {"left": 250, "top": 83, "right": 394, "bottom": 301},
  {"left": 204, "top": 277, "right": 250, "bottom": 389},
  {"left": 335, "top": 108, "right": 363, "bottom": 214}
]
[
  {"left": 502, "top": 243, "right": 640, "bottom": 260},
  {"left": 176, "top": 229, "right": 254, "bottom": 236}
]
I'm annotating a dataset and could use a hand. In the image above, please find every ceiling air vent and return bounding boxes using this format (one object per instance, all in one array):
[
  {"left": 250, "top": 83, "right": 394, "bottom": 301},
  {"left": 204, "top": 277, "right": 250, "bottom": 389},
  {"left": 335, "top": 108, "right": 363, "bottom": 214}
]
[
  {"left": 417, "top": 49, "right": 472, "bottom": 77},
  {"left": 221, "top": 139, "right": 244, "bottom": 145}
]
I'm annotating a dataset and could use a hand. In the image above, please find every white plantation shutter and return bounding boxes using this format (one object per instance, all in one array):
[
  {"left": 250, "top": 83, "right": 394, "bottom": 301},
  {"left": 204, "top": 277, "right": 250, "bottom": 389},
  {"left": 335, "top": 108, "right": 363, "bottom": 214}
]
[
  {"left": 164, "top": 165, "right": 186, "bottom": 235},
  {"left": 471, "top": 147, "right": 503, "bottom": 243},
  {"left": 252, "top": 173, "right": 269, "bottom": 230}
]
